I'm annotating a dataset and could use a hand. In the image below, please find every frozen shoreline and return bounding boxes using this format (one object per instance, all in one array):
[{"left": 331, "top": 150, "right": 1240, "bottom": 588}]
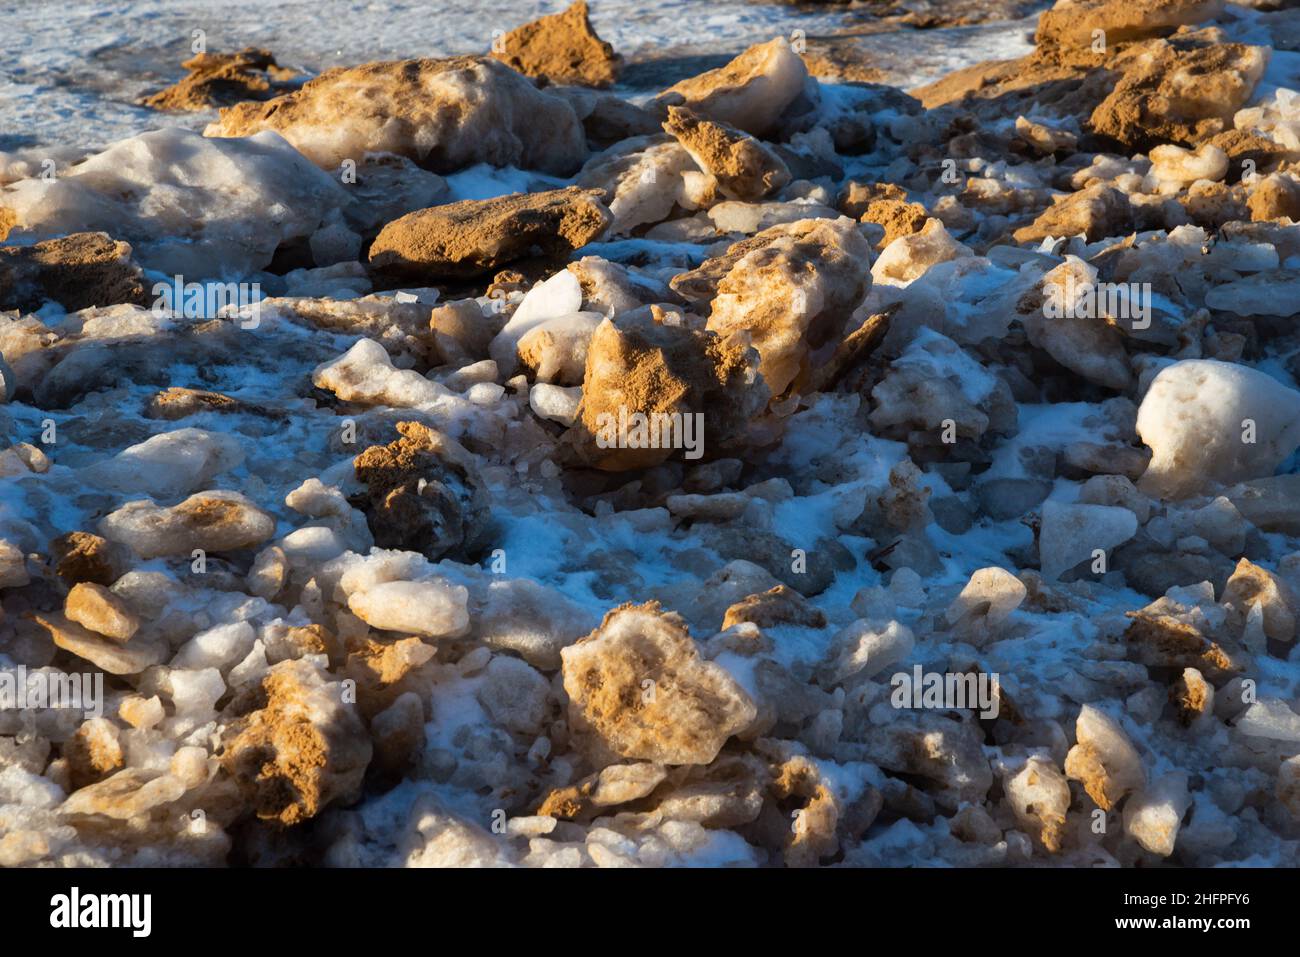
[{"left": 0, "top": 0, "right": 1039, "bottom": 154}]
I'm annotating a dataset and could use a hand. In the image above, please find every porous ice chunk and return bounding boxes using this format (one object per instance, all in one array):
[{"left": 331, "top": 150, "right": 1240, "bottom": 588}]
[
  {"left": 1220, "top": 557, "right": 1296, "bottom": 643},
  {"left": 119, "top": 694, "right": 165, "bottom": 730},
  {"left": 350, "top": 420, "right": 489, "bottom": 561},
  {"left": 537, "top": 762, "right": 669, "bottom": 818},
  {"left": 662, "top": 105, "right": 790, "bottom": 202},
  {"left": 221, "top": 659, "right": 371, "bottom": 825},
  {"left": 369, "top": 187, "right": 609, "bottom": 280},
  {"left": 561, "top": 602, "right": 757, "bottom": 765},
  {"left": 1064, "top": 704, "right": 1147, "bottom": 810},
  {"left": 64, "top": 582, "right": 139, "bottom": 642},
  {"left": 577, "top": 138, "right": 701, "bottom": 236},
  {"left": 206, "top": 56, "right": 587, "bottom": 176},
  {"left": 33, "top": 614, "right": 166, "bottom": 675},
  {"left": 705, "top": 216, "right": 871, "bottom": 397},
  {"left": 571, "top": 309, "right": 767, "bottom": 471},
  {"left": 1036, "top": 0, "right": 1225, "bottom": 50},
  {"left": 1005, "top": 756, "right": 1071, "bottom": 852},
  {"left": 99, "top": 490, "right": 276, "bottom": 558},
  {"left": 59, "top": 768, "right": 188, "bottom": 820}
]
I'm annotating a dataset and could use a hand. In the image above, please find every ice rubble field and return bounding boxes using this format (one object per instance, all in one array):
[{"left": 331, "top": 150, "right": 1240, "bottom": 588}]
[
  {"left": 0, "top": 0, "right": 1036, "bottom": 154},
  {"left": 1, "top": 0, "right": 1300, "bottom": 867}
]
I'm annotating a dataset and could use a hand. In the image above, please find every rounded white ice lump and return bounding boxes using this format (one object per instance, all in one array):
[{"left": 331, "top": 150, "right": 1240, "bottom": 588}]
[
  {"left": 1136, "top": 359, "right": 1300, "bottom": 498},
  {"left": 946, "top": 566, "right": 1027, "bottom": 626},
  {"left": 347, "top": 579, "right": 470, "bottom": 638}
]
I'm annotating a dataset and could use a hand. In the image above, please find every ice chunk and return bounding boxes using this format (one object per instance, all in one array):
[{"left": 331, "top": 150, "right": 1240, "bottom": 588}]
[
  {"left": 1145, "top": 143, "right": 1228, "bottom": 193},
  {"left": 1136, "top": 359, "right": 1300, "bottom": 498},
  {"left": 99, "top": 490, "right": 276, "bottom": 558},
  {"left": 561, "top": 602, "right": 756, "bottom": 764},
  {"left": 168, "top": 667, "right": 226, "bottom": 719},
  {"left": 1220, "top": 557, "right": 1296, "bottom": 643},
  {"left": 662, "top": 105, "right": 789, "bottom": 202},
  {"left": 1064, "top": 704, "right": 1146, "bottom": 810},
  {"left": 577, "top": 139, "right": 700, "bottom": 236},
  {"left": 871, "top": 220, "right": 971, "bottom": 286},
  {"left": 946, "top": 567, "right": 1027, "bottom": 627},
  {"left": 64, "top": 582, "right": 139, "bottom": 642},
  {"left": 1005, "top": 756, "right": 1071, "bottom": 852},
  {"left": 1234, "top": 698, "right": 1300, "bottom": 743},
  {"left": 1039, "top": 501, "right": 1137, "bottom": 581},
  {"left": 1123, "top": 773, "right": 1191, "bottom": 857},
  {"left": 33, "top": 614, "right": 166, "bottom": 675},
  {"left": 172, "top": 621, "right": 257, "bottom": 673},
  {"left": 516, "top": 312, "right": 603, "bottom": 385},
  {"left": 476, "top": 656, "right": 551, "bottom": 735},
  {"left": 0, "top": 538, "right": 30, "bottom": 587},
  {"left": 207, "top": 56, "right": 586, "bottom": 176},
  {"left": 472, "top": 577, "right": 598, "bottom": 669},
  {"left": 312, "top": 338, "right": 450, "bottom": 408},
  {"left": 1028, "top": 257, "right": 1133, "bottom": 389},
  {"left": 1079, "top": 474, "right": 1151, "bottom": 524},
  {"left": 221, "top": 659, "right": 371, "bottom": 825},
  {"left": 1204, "top": 270, "right": 1300, "bottom": 317},
  {"left": 0, "top": 128, "right": 347, "bottom": 278},
  {"left": 870, "top": 329, "right": 1012, "bottom": 440},
  {"left": 490, "top": 269, "right": 584, "bottom": 376},
  {"left": 706, "top": 216, "right": 871, "bottom": 397},
  {"left": 529, "top": 383, "right": 582, "bottom": 426},
  {"left": 369, "top": 187, "right": 609, "bottom": 281},
  {"left": 347, "top": 579, "right": 470, "bottom": 638},
  {"left": 816, "top": 619, "right": 914, "bottom": 685},
  {"left": 86, "top": 428, "right": 245, "bottom": 500},
  {"left": 654, "top": 38, "right": 812, "bottom": 139}
]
